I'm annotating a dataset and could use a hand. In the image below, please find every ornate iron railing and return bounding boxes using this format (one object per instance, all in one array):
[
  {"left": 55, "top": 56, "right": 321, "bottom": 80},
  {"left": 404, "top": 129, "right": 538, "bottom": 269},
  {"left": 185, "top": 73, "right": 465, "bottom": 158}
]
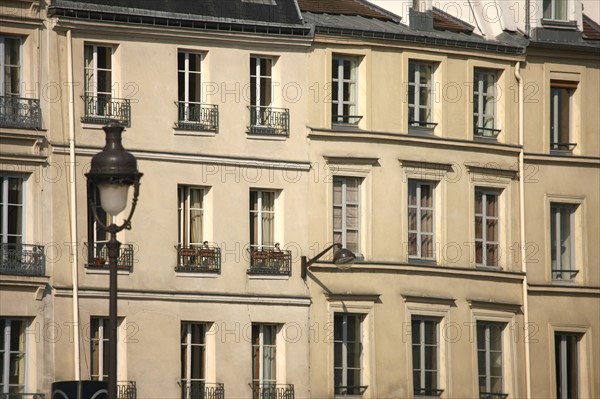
[
  {"left": 250, "top": 383, "right": 294, "bottom": 399},
  {"left": 0, "top": 96, "right": 42, "bottom": 129},
  {"left": 85, "top": 242, "right": 134, "bottom": 270},
  {"left": 175, "top": 244, "right": 221, "bottom": 273},
  {"left": 550, "top": 142, "right": 577, "bottom": 152},
  {"left": 248, "top": 106, "right": 289, "bottom": 135},
  {"left": 414, "top": 388, "right": 444, "bottom": 397},
  {"left": 474, "top": 126, "right": 501, "bottom": 138},
  {"left": 0, "top": 394, "right": 45, "bottom": 399},
  {"left": 332, "top": 115, "right": 362, "bottom": 125},
  {"left": 82, "top": 96, "right": 131, "bottom": 126},
  {"left": 118, "top": 381, "right": 137, "bottom": 399},
  {"left": 552, "top": 269, "right": 579, "bottom": 281},
  {"left": 181, "top": 382, "right": 224, "bottom": 399},
  {"left": 248, "top": 246, "right": 291, "bottom": 276},
  {"left": 176, "top": 102, "right": 218, "bottom": 132},
  {"left": 334, "top": 385, "right": 368, "bottom": 396},
  {"left": 0, "top": 243, "right": 45, "bottom": 276}
]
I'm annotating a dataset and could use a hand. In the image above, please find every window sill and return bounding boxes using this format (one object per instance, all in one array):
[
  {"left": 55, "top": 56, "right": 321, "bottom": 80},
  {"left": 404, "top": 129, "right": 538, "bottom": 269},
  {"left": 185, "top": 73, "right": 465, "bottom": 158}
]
[
  {"left": 550, "top": 149, "right": 575, "bottom": 156},
  {"left": 175, "top": 271, "right": 220, "bottom": 278},
  {"left": 81, "top": 123, "right": 108, "bottom": 130},
  {"left": 409, "top": 125, "right": 436, "bottom": 135},
  {"left": 173, "top": 128, "right": 217, "bottom": 137},
  {"left": 247, "top": 274, "right": 290, "bottom": 280},
  {"left": 540, "top": 19, "right": 578, "bottom": 29},
  {"left": 475, "top": 265, "right": 503, "bottom": 272},
  {"left": 407, "top": 258, "right": 437, "bottom": 266},
  {"left": 85, "top": 267, "right": 131, "bottom": 275},
  {"left": 246, "top": 132, "right": 289, "bottom": 141}
]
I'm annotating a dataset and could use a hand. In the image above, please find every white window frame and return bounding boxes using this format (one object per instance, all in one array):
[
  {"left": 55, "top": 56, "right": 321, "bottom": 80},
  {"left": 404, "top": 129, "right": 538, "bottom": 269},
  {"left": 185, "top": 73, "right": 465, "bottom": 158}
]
[
  {"left": 0, "top": 36, "right": 22, "bottom": 97},
  {"left": 411, "top": 317, "right": 440, "bottom": 396},
  {"left": 543, "top": 0, "right": 568, "bottom": 20},
  {"left": 178, "top": 51, "right": 203, "bottom": 122},
  {"left": 84, "top": 44, "right": 113, "bottom": 103},
  {"left": 473, "top": 69, "right": 498, "bottom": 137},
  {"left": 178, "top": 186, "right": 205, "bottom": 248},
  {"left": 332, "top": 55, "right": 359, "bottom": 124},
  {"left": 333, "top": 177, "right": 361, "bottom": 254},
  {"left": 250, "top": 56, "right": 273, "bottom": 108},
  {"left": 333, "top": 313, "right": 363, "bottom": 396},
  {"left": 181, "top": 322, "right": 207, "bottom": 397},
  {"left": 408, "top": 180, "right": 435, "bottom": 261},
  {"left": 252, "top": 324, "right": 277, "bottom": 386},
  {"left": 550, "top": 203, "right": 576, "bottom": 280},
  {"left": 0, "top": 318, "right": 28, "bottom": 394},
  {"left": 550, "top": 83, "right": 575, "bottom": 151},
  {"left": 554, "top": 332, "right": 580, "bottom": 399},
  {"left": 90, "top": 317, "right": 109, "bottom": 381},
  {"left": 476, "top": 321, "right": 505, "bottom": 397},
  {"left": 0, "top": 175, "right": 25, "bottom": 245},
  {"left": 475, "top": 189, "right": 500, "bottom": 268},
  {"left": 250, "top": 190, "right": 276, "bottom": 250},
  {"left": 408, "top": 60, "right": 435, "bottom": 128}
]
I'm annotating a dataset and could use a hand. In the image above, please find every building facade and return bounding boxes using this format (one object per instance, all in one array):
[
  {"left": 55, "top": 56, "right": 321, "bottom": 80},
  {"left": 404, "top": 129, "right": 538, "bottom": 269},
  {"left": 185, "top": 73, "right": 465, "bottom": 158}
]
[{"left": 0, "top": 0, "right": 598, "bottom": 398}]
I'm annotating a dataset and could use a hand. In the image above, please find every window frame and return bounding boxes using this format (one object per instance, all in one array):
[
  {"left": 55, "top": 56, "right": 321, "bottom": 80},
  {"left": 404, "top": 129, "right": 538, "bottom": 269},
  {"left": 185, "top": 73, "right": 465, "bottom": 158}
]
[
  {"left": 84, "top": 44, "right": 113, "bottom": 102},
  {"left": 249, "top": 190, "right": 276, "bottom": 251},
  {"left": 476, "top": 321, "right": 506, "bottom": 398},
  {"left": 473, "top": 69, "right": 499, "bottom": 138},
  {"left": 411, "top": 317, "right": 441, "bottom": 396},
  {"left": 0, "top": 175, "right": 25, "bottom": 245},
  {"left": 543, "top": 0, "right": 568, "bottom": 21},
  {"left": 333, "top": 176, "right": 361, "bottom": 255},
  {"left": 554, "top": 332, "right": 580, "bottom": 399},
  {"left": 331, "top": 55, "right": 360, "bottom": 125},
  {"left": 550, "top": 203, "right": 577, "bottom": 280},
  {"left": 181, "top": 322, "right": 207, "bottom": 396},
  {"left": 549, "top": 82, "right": 576, "bottom": 152},
  {"left": 90, "top": 317, "right": 109, "bottom": 381},
  {"left": 408, "top": 180, "right": 436, "bottom": 261},
  {"left": 408, "top": 60, "right": 436, "bottom": 129},
  {"left": 178, "top": 186, "right": 206, "bottom": 248},
  {"left": 250, "top": 56, "right": 273, "bottom": 108},
  {"left": 0, "top": 36, "right": 22, "bottom": 97},
  {"left": 333, "top": 313, "right": 364, "bottom": 396},
  {"left": 0, "top": 318, "right": 28, "bottom": 394},
  {"left": 251, "top": 324, "right": 278, "bottom": 387},
  {"left": 475, "top": 189, "right": 500, "bottom": 268}
]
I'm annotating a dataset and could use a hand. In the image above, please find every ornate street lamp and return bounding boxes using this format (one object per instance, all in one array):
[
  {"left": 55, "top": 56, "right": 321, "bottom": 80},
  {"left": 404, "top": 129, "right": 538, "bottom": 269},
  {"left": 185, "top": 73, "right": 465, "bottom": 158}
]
[
  {"left": 301, "top": 243, "right": 356, "bottom": 279},
  {"left": 85, "top": 120, "right": 142, "bottom": 398}
]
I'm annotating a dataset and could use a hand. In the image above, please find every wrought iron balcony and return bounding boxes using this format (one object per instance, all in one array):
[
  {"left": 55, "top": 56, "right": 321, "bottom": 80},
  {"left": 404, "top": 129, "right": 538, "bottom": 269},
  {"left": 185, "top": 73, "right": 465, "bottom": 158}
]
[
  {"left": 118, "top": 381, "right": 137, "bottom": 399},
  {"left": 0, "top": 394, "right": 45, "bottom": 399},
  {"left": 82, "top": 96, "right": 131, "bottom": 127},
  {"left": 248, "top": 245, "right": 291, "bottom": 276},
  {"left": 181, "top": 382, "right": 224, "bottom": 399},
  {"left": 414, "top": 388, "right": 444, "bottom": 397},
  {"left": 85, "top": 242, "right": 134, "bottom": 270},
  {"left": 552, "top": 269, "right": 579, "bottom": 281},
  {"left": 474, "top": 126, "right": 501, "bottom": 138},
  {"left": 0, "top": 243, "right": 45, "bottom": 276},
  {"left": 332, "top": 115, "right": 362, "bottom": 125},
  {"left": 248, "top": 106, "right": 289, "bottom": 136},
  {"left": 175, "top": 244, "right": 221, "bottom": 273},
  {"left": 176, "top": 102, "right": 219, "bottom": 132},
  {"left": 334, "top": 385, "right": 368, "bottom": 397},
  {"left": 250, "top": 383, "right": 294, "bottom": 399},
  {"left": 0, "top": 96, "right": 42, "bottom": 129}
]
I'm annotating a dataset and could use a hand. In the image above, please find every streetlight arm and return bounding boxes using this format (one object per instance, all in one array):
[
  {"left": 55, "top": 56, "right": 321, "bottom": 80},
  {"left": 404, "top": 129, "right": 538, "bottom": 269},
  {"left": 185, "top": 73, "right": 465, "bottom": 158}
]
[{"left": 301, "top": 243, "right": 342, "bottom": 279}]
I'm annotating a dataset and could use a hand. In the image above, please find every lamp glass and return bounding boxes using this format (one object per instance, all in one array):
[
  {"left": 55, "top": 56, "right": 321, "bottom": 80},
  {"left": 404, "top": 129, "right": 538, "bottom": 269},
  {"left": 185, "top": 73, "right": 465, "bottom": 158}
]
[
  {"left": 98, "top": 183, "right": 130, "bottom": 216},
  {"left": 333, "top": 249, "right": 355, "bottom": 271}
]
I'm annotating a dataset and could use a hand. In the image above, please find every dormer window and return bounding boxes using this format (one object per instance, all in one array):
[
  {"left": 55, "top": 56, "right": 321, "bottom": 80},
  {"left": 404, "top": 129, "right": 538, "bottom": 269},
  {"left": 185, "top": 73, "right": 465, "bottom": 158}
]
[{"left": 543, "top": 0, "right": 567, "bottom": 21}]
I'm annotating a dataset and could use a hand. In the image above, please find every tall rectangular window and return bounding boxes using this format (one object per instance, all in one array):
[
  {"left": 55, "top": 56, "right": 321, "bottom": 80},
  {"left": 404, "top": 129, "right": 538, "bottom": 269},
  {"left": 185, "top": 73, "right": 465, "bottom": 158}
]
[
  {"left": 555, "top": 333, "right": 579, "bottom": 399},
  {"left": 0, "top": 319, "right": 27, "bottom": 394},
  {"left": 250, "top": 57, "right": 272, "bottom": 108},
  {"left": 411, "top": 317, "right": 440, "bottom": 396},
  {"left": 544, "top": 0, "right": 567, "bottom": 20},
  {"left": 475, "top": 190, "right": 500, "bottom": 267},
  {"left": 250, "top": 190, "right": 275, "bottom": 250},
  {"left": 551, "top": 204, "right": 577, "bottom": 280},
  {"left": 87, "top": 186, "right": 110, "bottom": 264},
  {"left": 334, "top": 314, "right": 363, "bottom": 396},
  {"left": 178, "top": 51, "right": 202, "bottom": 123},
  {"left": 178, "top": 186, "right": 205, "bottom": 248},
  {"left": 90, "top": 317, "right": 109, "bottom": 381},
  {"left": 408, "top": 61, "right": 434, "bottom": 128},
  {"left": 550, "top": 82, "right": 576, "bottom": 151},
  {"left": 0, "top": 37, "right": 21, "bottom": 97},
  {"left": 408, "top": 181, "right": 434, "bottom": 260},
  {"left": 252, "top": 324, "right": 277, "bottom": 388},
  {"left": 181, "top": 323, "right": 206, "bottom": 399},
  {"left": 0, "top": 176, "right": 24, "bottom": 245},
  {"left": 84, "top": 44, "right": 113, "bottom": 116},
  {"left": 333, "top": 177, "right": 360, "bottom": 254},
  {"left": 477, "top": 322, "right": 505, "bottom": 398},
  {"left": 332, "top": 55, "right": 359, "bottom": 125},
  {"left": 473, "top": 69, "right": 498, "bottom": 138}
]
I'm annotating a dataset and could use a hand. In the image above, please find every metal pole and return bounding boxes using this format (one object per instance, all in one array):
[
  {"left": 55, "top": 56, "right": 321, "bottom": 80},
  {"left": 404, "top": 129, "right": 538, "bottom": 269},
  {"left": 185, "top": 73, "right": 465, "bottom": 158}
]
[{"left": 106, "top": 230, "right": 121, "bottom": 399}]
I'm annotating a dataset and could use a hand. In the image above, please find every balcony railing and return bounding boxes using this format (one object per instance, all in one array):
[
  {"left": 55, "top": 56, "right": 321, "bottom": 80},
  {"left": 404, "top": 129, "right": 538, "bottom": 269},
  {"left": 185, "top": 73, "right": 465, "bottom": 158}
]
[
  {"left": 0, "top": 243, "right": 45, "bottom": 276},
  {"left": 250, "top": 383, "right": 294, "bottom": 399},
  {"left": 248, "top": 106, "right": 289, "bottom": 136},
  {"left": 0, "top": 394, "right": 45, "bottom": 399},
  {"left": 248, "top": 246, "right": 291, "bottom": 276},
  {"left": 479, "top": 393, "right": 508, "bottom": 399},
  {"left": 175, "top": 244, "right": 221, "bottom": 273},
  {"left": 334, "top": 385, "right": 368, "bottom": 397},
  {"left": 0, "top": 96, "right": 42, "bottom": 129},
  {"left": 332, "top": 115, "right": 362, "bottom": 125},
  {"left": 552, "top": 269, "right": 579, "bottom": 281},
  {"left": 181, "top": 382, "right": 225, "bottom": 399},
  {"left": 176, "top": 102, "right": 218, "bottom": 132},
  {"left": 474, "top": 126, "right": 501, "bottom": 138},
  {"left": 85, "top": 242, "right": 134, "bottom": 270},
  {"left": 550, "top": 142, "right": 577, "bottom": 152},
  {"left": 82, "top": 96, "right": 131, "bottom": 126},
  {"left": 414, "top": 388, "right": 444, "bottom": 397},
  {"left": 117, "top": 381, "right": 137, "bottom": 399}
]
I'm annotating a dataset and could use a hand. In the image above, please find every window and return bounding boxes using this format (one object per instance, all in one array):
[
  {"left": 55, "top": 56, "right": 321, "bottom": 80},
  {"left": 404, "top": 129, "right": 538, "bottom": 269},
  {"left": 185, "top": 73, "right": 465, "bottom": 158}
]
[
  {"left": 250, "top": 190, "right": 275, "bottom": 251},
  {"left": 0, "top": 319, "right": 27, "bottom": 394},
  {"left": 250, "top": 57, "right": 272, "bottom": 108},
  {"left": 178, "top": 186, "right": 205, "bottom": 249},
  {"left": 87, "top": 186, "right": 109, "bottom": 266},
  {"left": 332, "top": 55, "right": 360, "bottom": 125},
  {"left": 177, "top": 51, "right": 218, "bottom": 131},
  {"left": 408, "top": 181, "right": 435, "bottom": 260},
  {"left": 90, "top": 317, "right": 109, "bottom": 381},
  {"left": 333, "top": 177, "right": 360, "bottom": 254},
  {"left": 475, "top": 190, "right": 500, "bottom": 268},
  {"left": 550, "top": 204, "right": 577, "bottom": 280},
  {"left": 252, "top": 324, "right": 276, "bottom": 388},
  {"left": 0, "top": 176, "right": 23, "bottom": 245},
  {"left": 408, "top": 61, "right": 435, "bottom": 128},
  {"left": 477, "top": 322, "right": 505, "bottom": 398},
  {"left": 181, "top": 323, "right": 206, "bottom": 399},
  {"left": 84, "top": 44, "right": 112, "bottom": 115},
  {"left": 555, "top": 333, "right": 580, "bottom": 399},
  {"left": 550, "top": 82, "right": 576, "bottom": 152},
  {"left": 0, "top": 37, "right": 20, "bottom": 97},
  {"left": 473, "top": 69, "right": 499, "bottom": 138},
  {"left": 544, "top": 0, "right": 567, "bottom": 20},
  {"left": 334, "top": 314, "right": 364, "bottom": 396},
  {"left": 411, "top": 317, "right": 441, "bottom": 397}
]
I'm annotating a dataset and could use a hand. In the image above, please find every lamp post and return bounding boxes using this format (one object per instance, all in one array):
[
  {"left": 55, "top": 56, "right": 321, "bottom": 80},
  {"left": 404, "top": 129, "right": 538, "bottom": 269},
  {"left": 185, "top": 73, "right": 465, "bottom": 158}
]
[
  {"left": 301, "top": 243, "right": 356, "bottom": 279},
  {"left": 85, "top": 120, "right": 142, "bottom": 398}
]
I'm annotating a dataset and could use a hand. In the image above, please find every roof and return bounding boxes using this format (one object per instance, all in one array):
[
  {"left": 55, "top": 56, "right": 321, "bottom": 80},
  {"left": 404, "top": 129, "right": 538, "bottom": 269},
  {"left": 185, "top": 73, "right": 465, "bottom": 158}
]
[
  {"left": 297, "top": 0, "right": 393, "bottom": 21},
  {"left": 583, "top": 14, "right": 600, "bottom": 40},
  {"left": 50, "top": 0, "right": 304, "bottom": 26},
  {"left": 432, "top": 7, "right": 474, "bottom": 34}
]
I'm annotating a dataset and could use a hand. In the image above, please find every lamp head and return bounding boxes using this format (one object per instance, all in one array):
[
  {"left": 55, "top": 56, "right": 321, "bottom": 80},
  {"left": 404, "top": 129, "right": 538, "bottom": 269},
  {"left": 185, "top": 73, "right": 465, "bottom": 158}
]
[
  {"left": 85, "top": 120, "right": 142, "bottom": 216},
  {"left": 333, "top": 247, "right": 356, "bottom": 271}
]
